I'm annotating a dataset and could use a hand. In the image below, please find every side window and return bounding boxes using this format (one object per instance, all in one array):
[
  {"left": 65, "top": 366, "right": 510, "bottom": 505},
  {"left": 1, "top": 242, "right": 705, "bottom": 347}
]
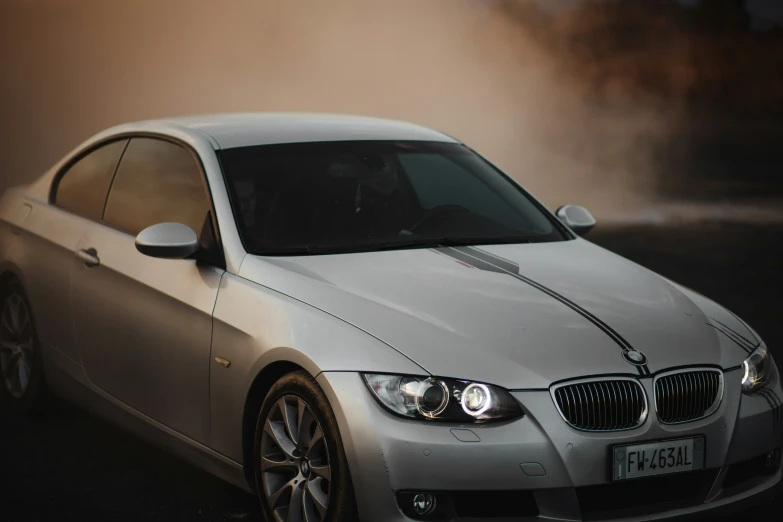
[
  {"left": 103, "top": 138, "right": 210, "bottom": 237},
  {"left": 53, "top": 140, "right": 128, "bottom": 220}
]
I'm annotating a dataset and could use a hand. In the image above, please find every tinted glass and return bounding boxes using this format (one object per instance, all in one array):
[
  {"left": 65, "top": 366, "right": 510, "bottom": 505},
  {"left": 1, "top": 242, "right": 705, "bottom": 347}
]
[
  {"left": 218, "top": 141, "right": 567, "bottom": 255},
  {"left": 104, "top": 138, "right": 210, "bottom": 236},
  {"left": 54, "top": 140, "right": 128, "bottom": 220},
  {"left": 400, "top": 153, "right": 525, "bottom": 227}
]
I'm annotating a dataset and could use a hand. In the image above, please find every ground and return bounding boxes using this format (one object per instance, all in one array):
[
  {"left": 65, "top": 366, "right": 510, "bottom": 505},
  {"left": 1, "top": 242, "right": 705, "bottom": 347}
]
[{"left": 2, "top": 222, "right": 781, "bottom": 521}]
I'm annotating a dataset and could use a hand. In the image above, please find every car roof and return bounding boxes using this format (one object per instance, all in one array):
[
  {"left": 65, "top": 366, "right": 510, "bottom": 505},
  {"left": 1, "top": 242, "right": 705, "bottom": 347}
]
[
  {"left": 109, "top": 113, "right": 459, "bottom": 150},
  {"left": 20, "top": 113, "right": 460, "bottom": 204}
]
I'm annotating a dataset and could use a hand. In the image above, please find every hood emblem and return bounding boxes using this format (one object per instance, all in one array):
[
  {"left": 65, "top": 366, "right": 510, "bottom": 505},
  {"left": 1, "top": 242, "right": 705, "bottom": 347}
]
[{"left": 623, "top": 350, "right": 648, "bottom": 366}]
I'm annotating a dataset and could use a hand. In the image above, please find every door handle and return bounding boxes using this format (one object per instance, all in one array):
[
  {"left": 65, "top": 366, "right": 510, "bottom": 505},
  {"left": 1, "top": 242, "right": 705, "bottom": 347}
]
[{"left": 76, "top": 248, "right": 100, "bottom": 268}]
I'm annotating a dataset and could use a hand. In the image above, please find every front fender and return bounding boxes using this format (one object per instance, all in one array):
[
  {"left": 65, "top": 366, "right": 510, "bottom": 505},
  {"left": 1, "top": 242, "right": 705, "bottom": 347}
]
[{"left": 208, "top": 272, "right": 426, "bottom": 462}]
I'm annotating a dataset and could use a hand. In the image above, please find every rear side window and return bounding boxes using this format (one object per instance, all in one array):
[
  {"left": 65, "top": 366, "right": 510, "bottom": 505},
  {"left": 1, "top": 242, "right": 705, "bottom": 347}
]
[
  {"left": 103, "top": 137, "right": 210, "bottom": 236},
  {"left": 53, "top": 140, "right": 128, "bottom": 220}
]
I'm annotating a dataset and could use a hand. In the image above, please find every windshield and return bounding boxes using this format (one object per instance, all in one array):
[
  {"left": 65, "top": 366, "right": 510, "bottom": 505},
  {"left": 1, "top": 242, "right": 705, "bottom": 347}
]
[{"left": 218, "top": 141, "right": 570, "bottom": 255}]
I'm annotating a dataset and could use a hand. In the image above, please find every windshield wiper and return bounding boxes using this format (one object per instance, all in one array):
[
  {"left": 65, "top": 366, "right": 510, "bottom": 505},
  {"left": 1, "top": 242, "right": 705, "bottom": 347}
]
[
  {"left": 363, "top": 236, "right": 534, "bottom": 251},
  {"left": 310, "top": 236, "right": 532, "bottom": 254},
  {"left": 256, "top": 240, "right": 437, "bottom": 255},
  {"left": 438, "top": 236, "right": 534, "bottom": 246},
  {"left": 253, "top": 236, "right": 534, "bottom": 256}
]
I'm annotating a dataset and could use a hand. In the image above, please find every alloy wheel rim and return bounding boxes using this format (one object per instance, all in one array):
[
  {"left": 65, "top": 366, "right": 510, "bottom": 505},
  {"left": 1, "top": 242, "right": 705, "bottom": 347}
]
[
  {"left": 260, "top": 395, "right": 331, "bottom": 522},
  {"left": 0, "top": 293, "right": 34, "bottom": 399}
]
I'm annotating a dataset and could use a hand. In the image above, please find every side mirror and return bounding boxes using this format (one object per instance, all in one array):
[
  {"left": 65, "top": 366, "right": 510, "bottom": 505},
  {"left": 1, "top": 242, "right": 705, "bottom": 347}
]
[
  {"left": 556, "top": 205, "right": 596, "bottom": 237},
  {"left": 135, "top": 222, "right": 201, "bottom": 259}
]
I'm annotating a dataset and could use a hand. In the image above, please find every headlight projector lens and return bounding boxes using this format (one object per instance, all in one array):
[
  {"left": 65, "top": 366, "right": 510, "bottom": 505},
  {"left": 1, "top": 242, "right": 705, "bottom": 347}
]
[
  {"left": 415, "top": 379, "right": 450, "bottom": 417},
  {"left": 461, "top": 383, "right": 491, "bottom": 416}
]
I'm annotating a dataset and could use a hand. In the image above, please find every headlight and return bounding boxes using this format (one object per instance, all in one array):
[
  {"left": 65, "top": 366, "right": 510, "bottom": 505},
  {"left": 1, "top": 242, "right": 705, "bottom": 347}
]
[
  {"left": 741, "top": 343, "right": 771, "bottom": 393},
  {"left": 362, "top": 373, "right": 524, "bottom": 422}
]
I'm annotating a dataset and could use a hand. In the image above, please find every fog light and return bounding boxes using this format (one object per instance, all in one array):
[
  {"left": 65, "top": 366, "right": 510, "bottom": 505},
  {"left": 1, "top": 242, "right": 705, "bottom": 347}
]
[{"left": 412, "top": 492, "right": 436, "bottom": 515}]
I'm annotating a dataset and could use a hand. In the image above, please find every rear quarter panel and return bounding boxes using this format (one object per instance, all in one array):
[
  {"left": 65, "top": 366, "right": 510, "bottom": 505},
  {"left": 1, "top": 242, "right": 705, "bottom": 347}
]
[
  {"left": 0, "top": 187, "right": 88, "bottom": 370},
  {"left": 0, "top": 187, "right": 34, "bottom": 284}
]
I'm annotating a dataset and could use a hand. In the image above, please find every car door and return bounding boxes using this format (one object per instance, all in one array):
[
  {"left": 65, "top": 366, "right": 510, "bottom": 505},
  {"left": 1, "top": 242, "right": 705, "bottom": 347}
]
[
  {"left": 20, "top": 139, "right": 128, "bottom": 367},
  {"left": 71, "top": 136, "right": 224, "bottom": 444}
]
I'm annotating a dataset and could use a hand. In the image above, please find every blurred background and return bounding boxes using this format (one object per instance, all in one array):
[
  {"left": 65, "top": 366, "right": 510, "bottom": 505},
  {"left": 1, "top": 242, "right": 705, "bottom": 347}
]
[
  {"left": 2, "top": 0, "right": 782, "bottom": 220},
  {"left": 1, "top": 0, "right": 781, "bottom": 520}
]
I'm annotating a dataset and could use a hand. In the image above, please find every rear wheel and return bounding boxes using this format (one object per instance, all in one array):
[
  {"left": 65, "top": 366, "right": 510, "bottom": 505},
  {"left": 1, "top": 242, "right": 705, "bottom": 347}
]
[
  {"left": 254, "top": 370, "right": 358, "bottom": 522},
  {"left": 0, "top": 279, "right": 46, "bottom": 413}
]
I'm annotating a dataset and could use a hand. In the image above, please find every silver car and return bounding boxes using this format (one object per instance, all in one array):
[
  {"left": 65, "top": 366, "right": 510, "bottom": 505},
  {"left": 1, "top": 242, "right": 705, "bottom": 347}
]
[{"left": 1, "top": 114, "right": 780, "bottom": 521}]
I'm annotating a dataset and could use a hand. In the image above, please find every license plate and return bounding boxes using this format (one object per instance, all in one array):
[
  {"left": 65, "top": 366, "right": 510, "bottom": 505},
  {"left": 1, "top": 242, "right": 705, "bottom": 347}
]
[{"left": 613, "top": 437, "right": 705, "bottom": 481}]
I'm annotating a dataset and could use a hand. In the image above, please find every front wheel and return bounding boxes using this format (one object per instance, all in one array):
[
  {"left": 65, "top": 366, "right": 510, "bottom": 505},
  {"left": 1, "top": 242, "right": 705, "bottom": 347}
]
[{"left": 254, "top": 370, "right": 358, "bottom": 522}]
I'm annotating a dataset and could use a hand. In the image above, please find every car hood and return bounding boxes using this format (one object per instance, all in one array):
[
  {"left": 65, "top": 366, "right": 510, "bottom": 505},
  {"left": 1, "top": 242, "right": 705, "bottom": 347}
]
[{"left": 239, "top": 239, "right": 760, "bottom": 389}]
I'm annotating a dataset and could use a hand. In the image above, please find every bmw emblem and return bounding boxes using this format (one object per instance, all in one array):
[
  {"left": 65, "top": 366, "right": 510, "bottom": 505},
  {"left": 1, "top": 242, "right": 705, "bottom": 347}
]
[{"left": 623, "top": 349, "right": 647, "bottom": 366}]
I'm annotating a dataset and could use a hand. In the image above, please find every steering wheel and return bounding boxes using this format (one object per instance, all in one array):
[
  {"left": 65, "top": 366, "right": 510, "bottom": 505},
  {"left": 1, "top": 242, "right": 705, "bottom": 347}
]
[{"left": 409, "top": 204, "right": 471, "bottom": 233}]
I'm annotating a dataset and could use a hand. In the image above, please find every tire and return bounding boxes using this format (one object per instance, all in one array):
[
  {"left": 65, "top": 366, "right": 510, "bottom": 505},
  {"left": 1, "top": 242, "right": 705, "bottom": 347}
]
[
  {"left": 254, "top": 370, "right": 358, "bottom": 522},
  {"left": 0, "top": 279, "right": 47, "bottom": 414}
]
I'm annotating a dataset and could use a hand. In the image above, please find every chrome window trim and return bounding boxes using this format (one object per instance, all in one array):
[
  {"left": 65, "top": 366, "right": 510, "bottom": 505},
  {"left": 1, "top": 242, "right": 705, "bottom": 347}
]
[
  {"left": 653, "top": 367, "right": 724, "bottom": 425},
  {"left": 550, "top": 376, "right": 648, "bottom": 432}
]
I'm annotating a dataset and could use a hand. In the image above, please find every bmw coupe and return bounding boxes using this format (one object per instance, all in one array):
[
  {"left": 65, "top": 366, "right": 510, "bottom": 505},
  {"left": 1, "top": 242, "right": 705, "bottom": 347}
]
[{"left": 0, "top": 114, "right": 780, "bottom": 521}]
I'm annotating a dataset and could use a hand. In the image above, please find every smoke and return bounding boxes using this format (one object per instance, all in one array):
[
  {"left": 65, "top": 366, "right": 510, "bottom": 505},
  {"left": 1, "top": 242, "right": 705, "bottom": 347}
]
[{"left": 0, "top": 0, "right": 682, "bottom": 219}]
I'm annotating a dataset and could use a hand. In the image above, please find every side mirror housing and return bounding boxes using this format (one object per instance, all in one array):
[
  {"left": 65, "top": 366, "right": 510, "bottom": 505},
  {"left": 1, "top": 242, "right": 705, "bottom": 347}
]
[
  {"left": 556, "top": 205, "right": 596, "bottom": 237},
  {"left": 135, "top": 222, "right": 201, "bottom": 259}
]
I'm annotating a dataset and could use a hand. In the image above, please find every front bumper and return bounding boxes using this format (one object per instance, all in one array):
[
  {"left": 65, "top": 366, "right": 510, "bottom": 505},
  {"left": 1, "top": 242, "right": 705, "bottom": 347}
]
[{"left": 317, "top": 368, "right": 783, "bottom": 521}]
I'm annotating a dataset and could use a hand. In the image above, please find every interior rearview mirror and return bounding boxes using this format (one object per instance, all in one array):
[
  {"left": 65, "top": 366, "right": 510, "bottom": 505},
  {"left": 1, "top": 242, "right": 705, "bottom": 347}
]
[
  {"left": 556, "top": 205, "right": 596, "bottom": 237},
  {"left": 135, "top": 222, "right": 201, "bottom": 259}
]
